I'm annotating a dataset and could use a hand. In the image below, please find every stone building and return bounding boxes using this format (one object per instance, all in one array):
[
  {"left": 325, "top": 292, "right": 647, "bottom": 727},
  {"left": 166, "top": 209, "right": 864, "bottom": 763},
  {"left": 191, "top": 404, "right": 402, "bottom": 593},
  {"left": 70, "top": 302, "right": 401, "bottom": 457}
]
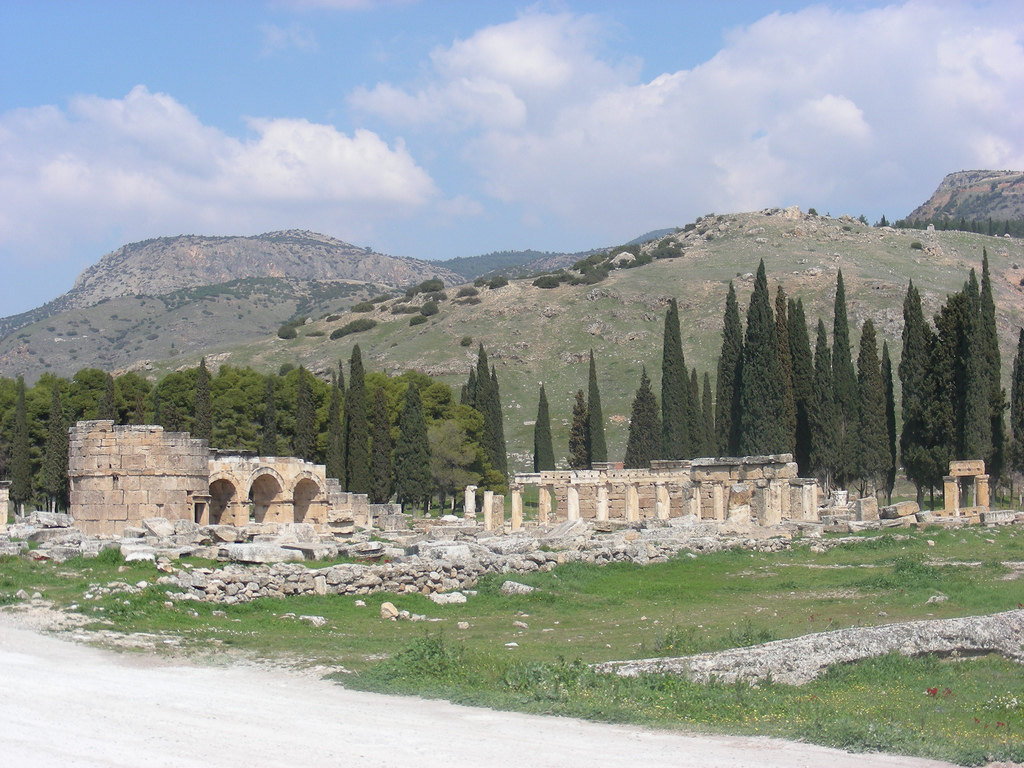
[{"left": 68, "top": 421, "right": 369, "bottom": 537}]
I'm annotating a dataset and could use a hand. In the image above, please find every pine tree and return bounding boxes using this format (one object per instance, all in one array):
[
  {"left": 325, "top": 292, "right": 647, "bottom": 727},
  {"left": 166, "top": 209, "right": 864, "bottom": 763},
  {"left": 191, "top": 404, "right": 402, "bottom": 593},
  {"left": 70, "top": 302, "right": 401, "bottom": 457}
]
[
  {"left": 788, "top": 298, "right": 814, "bottom": 475},
  {"left": 345, "top": 345, "right": 370, "bottom": 493},
  {"left": 775, "top": 285, "right": 797, "bottom": 453},
  {"left": 568, "top": 389, "right": 589, "bottom": 469},
  {"left": 832, "top": 270, "right": 859, "bottom": 486},
  {"left": 533, "top": 384, "right": 555, "bottom": 472},
  {"left": 624, "top": 367, "right": 661, "bottom": 468},
  {"left": 261, "top": 375, "right": 277, "bottom": 456},
  {"left": 980, "top": 249, "right": 1005, "bottom": 483},
  {"left": 586, "top": 350, "right": 607, "bottom": 464},
  {"left": 99, "top": 373, "right": 117, "bottom": 421},
  {"left": 715, "top": 282, "right": 743, "bottom": 456},
  {"left": 489, "top": 366, "right": 508, "bottom": 477},
  {"left": 855, "top": 319, "right": 889, "bottom": 494},
  {"left": 325, "top": 376, "right": 344, "bottom": 480},
  {"left": 661, "top": 298, "right": 692, "bottom": 458},
  {"left": 738, "top": 260, "right": 788, "bottom": 455},
  {"left": 809, "top": 321, "right": 839, "bottom": 486},
  {"left": 369, "top": 387, "right": 394, "bottom": 504},
  {"left": 193, "top": 359, "right": 212, "bottom": 441},
  {"left": 1010, "top": 329, "right": 1024, "bottom": 480},
  {"left": 394, "top": 382, "right": 431, "bottom": 511},
  {"left": 294, "top": 366, "right": 316, "bottom": 462},
  {"left": 898, "top": 282, "right": 931, "bottom": 503},
  {"left": 701, "top": 372, "right": 715, "bottom": 457},
  {"left": 881, "top": 341, "right": 898, "bottom": 504},
  {"left": 42, "top": 382, "right": 69, "bottom": 512},
  {"left": 10, "top": 377, "right": 32, "bottom": 514}
]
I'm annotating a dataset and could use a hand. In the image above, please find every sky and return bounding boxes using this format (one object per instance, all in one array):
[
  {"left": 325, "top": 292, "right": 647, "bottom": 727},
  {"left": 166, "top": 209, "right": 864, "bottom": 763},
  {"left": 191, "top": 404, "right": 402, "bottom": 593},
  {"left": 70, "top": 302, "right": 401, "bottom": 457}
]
[{"left": 1, "top": 1, "right": 1023, "bottom": 316}]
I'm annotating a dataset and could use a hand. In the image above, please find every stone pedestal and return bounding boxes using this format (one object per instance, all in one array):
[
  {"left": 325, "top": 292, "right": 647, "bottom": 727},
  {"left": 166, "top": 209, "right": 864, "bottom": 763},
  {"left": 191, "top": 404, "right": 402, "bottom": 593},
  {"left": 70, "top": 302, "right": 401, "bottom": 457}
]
[
  {"left": 711, "top": 483, "right": 725, "bottom": 522},
  {"left": 567, "top": 485, "right": 580, "bottom": 521},
  {"left": 943, "top": 476, "right": 959, "bottom": 516},
  {"left": 493, "top": 494, "right": 505, "bottom": 530},
  {"left": 975, "top": 474, "right": 990, "bottom": 509},
  {"left": 464, "top": 485, "right": 477, "bottom": 521},
  {"left": 538, "top": 485, "right": 552, "bottom": 525},
  {"left": 655, "top": 482, "right": 670, "bottom": 520},
  {"left": 625, "top": 484, "right": 640, "bottom": 522},
  {"left": 596, "top": 483, "right": 609, "bottom": 522},
  {"left": 510, "top": 486, "right": 523, "bottom": 531}
]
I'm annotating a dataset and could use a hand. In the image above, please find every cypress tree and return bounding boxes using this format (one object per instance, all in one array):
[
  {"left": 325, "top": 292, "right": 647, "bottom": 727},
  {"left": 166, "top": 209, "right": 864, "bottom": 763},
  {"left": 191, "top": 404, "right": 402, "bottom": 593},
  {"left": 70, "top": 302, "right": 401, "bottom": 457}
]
[
  {"left": 855, "top": 320, "right": 889, "bottom": 494},
  {"left": 715, "top": 282, "right": 743, "bottom": 455},
  {"left": 369, "top": 387, "right": 394, "bottom": 504},
  {"left": 738, "top": 260, "right": 788, "bottom": 455},
  {"left": 42, "top": 382, "right": 69, "bottom": 512},
  {"left": 961, "top": 270, "right": 991, "bottom": 461},
  {"left": 325, "top": 376, "right": 344, "bottom": 480},
  {"left": 489, "top": 366, "right": 508, "bottom": 477},
  {"left": 463, "top": 368, "right": 476, "bottom": 407},
  {"left": 568, "top": 389, "right": 589, "bottom": 469},
  {"left": 980, "top": 250, "right": 1005, "bottom": 483},
  {"left": 832, "top": 270, "right": 859, "bottom": 486},
  {"left": 882, "top": 341, "right": 898, "bottom": 504},
  {"left": 701, "top": 372, "right": 715, "bottom": 457},
  {"left": 193, "top": 359, "right": 212, "bottom": 441},
  {"left": 1010, "top": 329, "right": 1024, "bottom": 480},
  {"left": 294, "top": 366, "right": 316, "bottom": 462},
  {"left": 10, "top": 377, "right": 32, "bottom": 514},
  {"left": 661, "top": 298, "right": 692, "bottom": 458},
  {"left": 775, "top": 286, "right": 797, "bottom": 453},
  {"left": 261, "top": 375, "right": 277, "bottom": 456},
  {"left": 345, "top": 345, "right": 370, "bottom": 493},
  {"left": 533, "top": 384, "right": 555, "bottom": 472},
  {"left": 688, "top": 367, "right": 705, "bottom": 457},
  {"left": 586, "top": 350, "right": 607, "bottom": 464},
  {"left": 899, "top": 281, "right": 932, "bottom": 504},
  {"left": 624, "top": 367, "right": 661, "bottom": 468},
  {"left": 99, "top": 373, "right": 117, "bottom": 422},
  {"left": 788, "top": 298, "right": 814, "bottom": 475},
  {"left": 926, "top": 292, "right": 963, "bottom": 497},
  {"left": 809, "top": 321, "right": 839, "bottom": 486},
  {"left": 394, "top": 382, "right": 431, "bottom": 511}
]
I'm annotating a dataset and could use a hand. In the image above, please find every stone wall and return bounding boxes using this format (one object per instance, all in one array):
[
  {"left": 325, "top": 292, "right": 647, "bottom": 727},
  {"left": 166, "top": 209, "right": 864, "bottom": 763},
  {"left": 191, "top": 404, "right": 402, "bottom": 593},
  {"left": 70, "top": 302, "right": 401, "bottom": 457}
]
[{"left": 68, "top": 421, "right": 209, "bottom": 536}]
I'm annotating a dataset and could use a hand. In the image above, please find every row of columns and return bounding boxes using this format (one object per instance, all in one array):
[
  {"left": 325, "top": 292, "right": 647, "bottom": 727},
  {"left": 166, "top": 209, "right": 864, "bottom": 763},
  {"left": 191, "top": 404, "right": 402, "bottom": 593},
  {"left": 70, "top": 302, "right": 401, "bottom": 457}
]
[{"left": 943, "top": 474, "right": 990, "bottom": 516}]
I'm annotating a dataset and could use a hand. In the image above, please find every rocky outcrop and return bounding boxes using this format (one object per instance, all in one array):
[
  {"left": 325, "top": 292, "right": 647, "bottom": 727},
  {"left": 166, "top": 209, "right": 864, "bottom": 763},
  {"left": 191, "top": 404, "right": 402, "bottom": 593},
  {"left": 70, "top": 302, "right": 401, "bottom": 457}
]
[
  {"left": 906, "top": 169, "right": 1024, "bottom": 223},
  {"left": 595, "top": 609, "right": 1024, "bottom": 685}
]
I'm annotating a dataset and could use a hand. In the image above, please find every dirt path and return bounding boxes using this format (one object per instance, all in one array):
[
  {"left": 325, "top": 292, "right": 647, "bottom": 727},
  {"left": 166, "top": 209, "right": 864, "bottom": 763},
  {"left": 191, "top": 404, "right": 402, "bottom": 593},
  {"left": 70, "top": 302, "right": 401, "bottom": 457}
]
[{"left": 0, "top": 612, "right": 955, "bottom": 768}]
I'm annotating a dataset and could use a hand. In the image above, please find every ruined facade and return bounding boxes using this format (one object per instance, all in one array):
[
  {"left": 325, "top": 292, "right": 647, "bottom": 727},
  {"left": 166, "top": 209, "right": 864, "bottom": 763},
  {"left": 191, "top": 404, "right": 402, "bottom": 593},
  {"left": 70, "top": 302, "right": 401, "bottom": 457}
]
[
  {"left": 473, "top": 454, "right": 820, "bottom": 532},
  {"left": 68, "top": 421, "right": 369, "bottom": 537}
]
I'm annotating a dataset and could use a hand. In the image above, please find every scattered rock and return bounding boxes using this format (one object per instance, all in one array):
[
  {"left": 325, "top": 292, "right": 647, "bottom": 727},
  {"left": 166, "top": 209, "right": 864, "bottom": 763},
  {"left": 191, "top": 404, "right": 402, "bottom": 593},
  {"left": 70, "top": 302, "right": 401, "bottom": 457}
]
[
  {"left": 428, "top": 592, "right": 467, "bottom": 605},
  {"left": 500, "top": 581, "right": 536, "bottom": 596},
  {"left": 299, "top": 615, "right": 327, "bottom": 627},
  {"left": 380, "top": 602, "right": 399, "bottom": 620}
]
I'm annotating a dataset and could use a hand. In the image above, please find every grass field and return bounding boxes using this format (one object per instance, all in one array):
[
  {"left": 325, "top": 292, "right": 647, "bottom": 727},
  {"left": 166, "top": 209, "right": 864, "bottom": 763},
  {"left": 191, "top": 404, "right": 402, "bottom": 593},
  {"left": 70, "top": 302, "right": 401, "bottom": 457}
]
[{"left": 2, "top": 525, "right": 1023, "bottom": 764}]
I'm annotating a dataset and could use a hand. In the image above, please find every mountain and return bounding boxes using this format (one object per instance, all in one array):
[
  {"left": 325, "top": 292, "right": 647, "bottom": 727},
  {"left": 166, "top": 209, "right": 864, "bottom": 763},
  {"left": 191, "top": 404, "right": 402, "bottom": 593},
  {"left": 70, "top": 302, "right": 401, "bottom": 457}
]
[{"left": 907, "top": 170, "right": 1024, "bottom": 223}]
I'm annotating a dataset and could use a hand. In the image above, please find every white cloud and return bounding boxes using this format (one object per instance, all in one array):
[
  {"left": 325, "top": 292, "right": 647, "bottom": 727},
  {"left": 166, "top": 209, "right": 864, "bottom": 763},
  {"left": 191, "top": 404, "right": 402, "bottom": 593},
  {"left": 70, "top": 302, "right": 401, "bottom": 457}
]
[
  {"left": 260, "top": 23, "right": 318, "bottom": 56},
  {"left": 0, "top": 85, "right": 437, "bottom": 268},
  {"left": 353, "top": 4, "right": 1024, "bottom": 236}
]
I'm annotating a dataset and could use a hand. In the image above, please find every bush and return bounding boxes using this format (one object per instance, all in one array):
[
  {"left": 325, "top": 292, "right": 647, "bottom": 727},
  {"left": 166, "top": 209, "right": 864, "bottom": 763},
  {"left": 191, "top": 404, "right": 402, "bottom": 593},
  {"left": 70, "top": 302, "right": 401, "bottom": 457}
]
[
  {"left": 460, "top": 335, "right": 472, "bottom": 347},
  {"left": 330, "top": 318, "right": 376, "bottom": 340},
  {"left": 456, "top": 297, "right": 482, "bottom": 306},
  {"left": 326, "top": 314, "right": 341, "bottom": 322},
  {"left": 420, "top": 300, "right": 439, "bottom": 317},
  {"left": 533, "top": 274, "right": 562, "bottom": 289},
  {"left": 390, "top": 304, "right": 420, "bottom": 315},
  {"left": 487, "top": 275, "right": 509, "bottom": 289},
  {"left": 424, "top": 291, "right": 447, "bottom": 302},
  {"left": 456, "top": 286, "right": 478, "bottom": 298},
  {"left": 910, "top": 241, "right": 924, "bottom": 250},
  {"left": 808, "top": 207, "right": 818, "bottom": 216},
  {"left": 410, "top": 315, "right": 428, "bottom": 326},
  {"left": 277, "top": 324, "right": 297, "bottom": 340},
  {"left": 352, "top": 301, "right": 375, "bottom": 313},
  {"left": 473, "top": 277, "right": 488, "bottom": 287},
  {"left": 305, "top": 330, "right": 324, "bottom": 337},
  {"left": 279, "top": 363, "right": 294, "bottom": 376},
  {"left": 405, "top": 278, "right": 445, "bottom": 298}
]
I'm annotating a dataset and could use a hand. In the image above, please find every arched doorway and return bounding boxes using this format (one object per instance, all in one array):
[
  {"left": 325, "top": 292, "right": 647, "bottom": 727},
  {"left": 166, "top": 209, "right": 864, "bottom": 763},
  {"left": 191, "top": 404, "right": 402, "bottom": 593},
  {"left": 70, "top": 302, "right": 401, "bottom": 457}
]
[
  {"left": 249, "top": 472, "right": 284, "bottom": 523},
  {"left": 293, "top": 477, "right": 323, "bottom": 523},
  {"left": 209, "top": 479, "right": 237, "bottom": 525}
]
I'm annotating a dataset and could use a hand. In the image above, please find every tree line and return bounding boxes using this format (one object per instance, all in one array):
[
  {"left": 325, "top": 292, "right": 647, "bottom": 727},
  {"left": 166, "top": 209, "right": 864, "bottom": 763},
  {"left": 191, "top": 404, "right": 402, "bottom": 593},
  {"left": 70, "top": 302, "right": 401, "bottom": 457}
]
[{"left": 0, "top": 344, "right": 509, "bottom": 515}]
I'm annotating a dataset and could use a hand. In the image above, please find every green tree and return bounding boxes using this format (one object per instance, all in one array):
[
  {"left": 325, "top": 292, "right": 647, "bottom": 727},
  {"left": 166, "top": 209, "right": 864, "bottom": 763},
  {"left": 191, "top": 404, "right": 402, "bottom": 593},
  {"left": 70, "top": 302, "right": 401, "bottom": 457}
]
[
  {"left": 261, "top": 375, "right": 278, "bottom": 456},
  {"left": 325, "top": 376, "right": 344, "bottom": 480},
  {"left": 855, "top": 319, "right": 889, "bottom": 495},
  {"left": 882, "top": 341, "right": 898, "bottom": 504},
  {"left": 345, "top": 345, "right": 370, "bottom": 493},
  {"left": 961, "top": 270, "right": 991, "bottom": 461},
  {"left": 899, "top": 281, "right": 932, "bottom": 504},
  {"left": 533, "top": 384, "right": 555, "bottom": 472},
  {"left": 586, "top": 350, "right": 607, "bottom": 464},
  {"left": 701, "top": 372, "right": 715, "bottom": 457},
  {"left": 293, "top": 366, "right": 316, "bottom": 461},
  {"left": 980, "top": 250, "right": 1005, "bottom": 484},
  {"left": 738, "top": 260, "right": 788, "bottom": 455},
  {"left": 468, "top": 346, "right": 507, "bottom": 480},
  {"left": 788, "top": 298, "right": 814, "bottom": 475},
  {"left": 624, "top": 367, "right": 661, "bottom": 468},
  {"left": 832, "top": 270, "right": 859, "bottom": 487},
  {"left": 99, "top": 373, "right": 117, "bottom": 422},
  {"left": 67, "top": 368, "right": 108, "bottom": 422},
  {"left": 193, "top": 358, "right": 212, "bottom": 441},
  {"left": 568, "top": 389, "right": 589, "bottom": 469},
  {"left": 10, "top": 377, "right": 32, "bottom": 513},
  {"left": 775, "top": 285, "right": 797, "bottom": 453},
  {"left": 41, "top": 382, "right": 69, "bottom": 512},
  {"left": 489, "top": 366, "right": 508, "bottom": 478},
  {"left": 715, "top": 282, "right": 743, "bottom": 456},
  {"left": 661, "top": 298, "right": 693, "bottom": 458},
  {"left": 394, "top": 382, "right": 431, "bottom": 511},
  {"left": 1010, "top": 329, "right": 1024, "bottom": 481},
  {"left": 429, "top": 420, "right": 477, "bottom": 512},
  {"left": 369, "top": 387, "right": 394, "bottom": 504},
  {"left": 809, "top": 321, "right": 839, "bottom": 486}
]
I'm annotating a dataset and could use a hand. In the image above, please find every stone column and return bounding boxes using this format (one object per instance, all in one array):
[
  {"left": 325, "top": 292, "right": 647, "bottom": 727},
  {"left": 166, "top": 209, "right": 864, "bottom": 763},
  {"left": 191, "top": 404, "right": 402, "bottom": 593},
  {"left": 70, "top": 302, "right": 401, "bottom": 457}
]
[
  {"left": 464, "top": 485, "right": 477, "bottom": 521},
  {"left": 942, "top": 476, "right": 959, "bottom": 516},
  {"left": 625, "top": 483, "right": 640, "bottom": 522},
  {"left": 510, "top": 485, "right": 523, "bottom": 531},
  {"left": 655, "top": 482, "right": 670, "bottom": 520},
  {"left": 0, "top": 481, "right": 9, "bottom": 532},
  {"left": 711, "top": 483, "right": 725, "bottom": 522},
  {"left": 493, "top": 494, "right": 505, "bottom": 531},
  {"left": 538, "top": 485, "right": 552, "bottom": 525},
  {"left": 975, "top": 475, "right": 990, "bottom": 509},
  {"left": 567, "top": 484, "right": 580, "bottom": 521},
  {"left": 596, "top": 483, "right": 609, "bottom": 522},
  {"left": 765, "top": 479, "right": 785, "bottom": 526},
  {"left": 482, "top": 490, "right": 494, "bottom": 530}
]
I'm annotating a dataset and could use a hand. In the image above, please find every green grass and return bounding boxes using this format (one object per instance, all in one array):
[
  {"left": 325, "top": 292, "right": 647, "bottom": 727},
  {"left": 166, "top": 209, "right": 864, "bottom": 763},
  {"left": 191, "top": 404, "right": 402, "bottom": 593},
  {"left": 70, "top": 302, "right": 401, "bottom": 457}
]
[{"left": 2, "top": 526, "right": 1023, "bottom": 762}]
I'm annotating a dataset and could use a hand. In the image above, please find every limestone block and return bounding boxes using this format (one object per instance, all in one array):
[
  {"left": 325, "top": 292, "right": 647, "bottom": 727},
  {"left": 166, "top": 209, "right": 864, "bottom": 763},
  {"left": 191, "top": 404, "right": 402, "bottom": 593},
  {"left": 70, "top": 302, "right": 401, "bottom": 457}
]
[
  {"left": 948, "top": 459, "right": 985, "bottom": 477},
  {"left": 854, "top": 496, "right": 879, "bottom": 521},
  {"left": 880, "top": 501, "right": 919, "bottom": 519}
]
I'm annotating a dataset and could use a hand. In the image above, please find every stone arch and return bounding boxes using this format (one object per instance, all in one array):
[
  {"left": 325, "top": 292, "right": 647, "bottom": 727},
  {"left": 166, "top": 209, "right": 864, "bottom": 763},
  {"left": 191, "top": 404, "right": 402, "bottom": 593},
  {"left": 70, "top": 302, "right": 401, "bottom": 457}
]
[
  {"left": 293, "top": 476, "right": 325, "bottom": 523},
  {"left": 248, "top": 468, "right": 287, "bottom": 523},
  {"left": 208, "top": 474, "right": 239, "bottom": 526}
]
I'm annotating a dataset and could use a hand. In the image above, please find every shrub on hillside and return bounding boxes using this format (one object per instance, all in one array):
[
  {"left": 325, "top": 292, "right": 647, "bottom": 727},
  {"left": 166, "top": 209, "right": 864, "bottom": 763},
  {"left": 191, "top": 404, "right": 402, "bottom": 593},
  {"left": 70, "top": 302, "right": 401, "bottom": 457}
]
[
  {"left": 456, "top": 286, "right": 479, "bottom": 298},
  {"left": 277, "top": 324, "right": 298, "bottom": 340},
  {"left": 420, "top": 300, "right": 439, "bottom": 317},
  {"left": 487, "top": 275, "right": 509, "bottom": 289},
  {"left": 533, "top": 274, "right": 562, "bottom": 289},
  {"left": 352, "top": 301, "right": 375, "bottom": 313},
  {"left": 330, "top": 318, "right": 376, "bottom": 339},
  {"left": 409, "top": 315, "right": 428, "bottom": 326}
]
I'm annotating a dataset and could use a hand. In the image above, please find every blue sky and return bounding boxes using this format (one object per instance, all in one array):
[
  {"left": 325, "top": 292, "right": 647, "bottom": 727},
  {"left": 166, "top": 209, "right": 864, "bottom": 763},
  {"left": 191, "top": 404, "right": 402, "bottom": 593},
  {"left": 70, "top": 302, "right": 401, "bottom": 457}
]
[{"left": 1, "top": 1, "right": 1022, "bottom": 315}]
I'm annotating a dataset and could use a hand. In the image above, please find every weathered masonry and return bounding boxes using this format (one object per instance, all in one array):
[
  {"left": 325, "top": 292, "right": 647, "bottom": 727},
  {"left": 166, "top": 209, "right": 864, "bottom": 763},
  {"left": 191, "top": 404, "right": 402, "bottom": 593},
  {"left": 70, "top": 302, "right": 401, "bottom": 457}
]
[
  {"left": 942, "top": 459, "right": 990, "bottom": 517},
  {"left": 68, "top": 421, "right": 369, "bottom": 537},
  {"left": 472, "top": 455, "right": 820, "bottom": 532}
]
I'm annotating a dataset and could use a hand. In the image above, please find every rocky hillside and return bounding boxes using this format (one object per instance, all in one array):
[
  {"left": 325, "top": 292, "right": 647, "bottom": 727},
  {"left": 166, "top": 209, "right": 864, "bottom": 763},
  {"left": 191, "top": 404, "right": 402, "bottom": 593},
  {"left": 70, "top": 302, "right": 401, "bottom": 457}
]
[{"left": 907, "top": 170, "right": 1024, "bottom": 223}]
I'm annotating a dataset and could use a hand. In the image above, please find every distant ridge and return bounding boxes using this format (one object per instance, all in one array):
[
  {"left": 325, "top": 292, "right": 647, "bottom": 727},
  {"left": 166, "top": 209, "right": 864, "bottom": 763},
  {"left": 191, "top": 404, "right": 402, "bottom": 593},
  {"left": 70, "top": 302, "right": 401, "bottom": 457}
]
[{"left": 907, "top": 170, "right": 1024, "bottom": 223}]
